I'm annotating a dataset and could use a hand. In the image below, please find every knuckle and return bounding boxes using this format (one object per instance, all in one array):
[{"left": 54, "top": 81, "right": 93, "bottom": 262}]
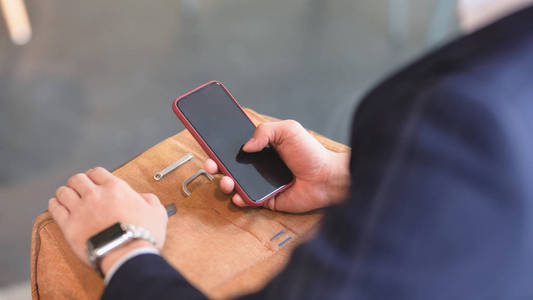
[
  {"left": 66, "top": 177, "right": 74, "bottom": 187},
  {"left": 283, "top": 120, "right": 303, "bottom": 135},
  {"left": 84, "top": 188, "right": 98, "bottom": 199},
  {"left": 92, "top": 167, "right": 108, "bottom": 178},
  {"left": 93, "top": 166, "right": 106, "bottom": 172},
  {"left": 254, "top": 123, "right": 275, "bottom": 142},
  {"left": 107, "top": 178, "right": 128, "bottom": 195},
  {"left": 284, "top": 119, "right": 302, "bottom": 130},
  {"left": 108, "top": 177, "right": 124, "bottom": 187},
  {"left": 146, "top": 193, "right": 158, "bottom": 202},
  {"left": 55, "top": 186, "right": 66, "bottom": 197},
  {"left": 67, "top": 173, "right": 83, "bottom": 185},
  {"left": 255, "top": 123, "right": 266, "bottom": 134},
  {"left": 73, "top": 173, "right": 85, "bottom": 180}
]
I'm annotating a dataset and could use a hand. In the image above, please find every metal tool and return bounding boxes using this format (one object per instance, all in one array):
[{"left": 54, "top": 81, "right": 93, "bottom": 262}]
[
  {"left": 270, "top": 231, "right": 285, "bottom": 241},
  {"left": 278, "top": 236, "right": 292, "bottom": 247},
  {"left": 165, "top": 203, "right": 177, "bottom": 217},
  {"left": 182, "top": 169, "right": 214, "bottom": 196},
  {"left": 154, "top": 153, "right": 194, "bottom": 181}
]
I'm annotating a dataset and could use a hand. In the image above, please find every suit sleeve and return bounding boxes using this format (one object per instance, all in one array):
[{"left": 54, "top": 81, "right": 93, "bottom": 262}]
[
  {"left": 103, "top": 78, "right": 525, "bottom": 299},
  {"left": 101, "top": 254, "right": 206, "bottom": 300}
]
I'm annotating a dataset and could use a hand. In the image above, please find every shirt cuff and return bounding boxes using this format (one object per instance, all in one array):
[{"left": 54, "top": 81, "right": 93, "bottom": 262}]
[{"left": 104, "top": 247, "right": 160, "bottom": 284}]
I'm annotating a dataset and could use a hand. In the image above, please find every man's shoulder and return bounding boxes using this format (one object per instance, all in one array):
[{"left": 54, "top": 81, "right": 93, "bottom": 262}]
[
  {"left": 355, "top": 5, "right": 533, "bottom": 124},
  {"left": 349, "top": 6, "right": 533, "bottom": 203}
]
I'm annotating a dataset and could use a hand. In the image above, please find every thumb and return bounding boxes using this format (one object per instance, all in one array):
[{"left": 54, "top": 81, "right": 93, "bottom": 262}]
[
  {"left": 243, "top": 120, "right": 302, "bottom": 152},
  {"left": 242, "top": 136, "right": 263, "bottom": 152}
]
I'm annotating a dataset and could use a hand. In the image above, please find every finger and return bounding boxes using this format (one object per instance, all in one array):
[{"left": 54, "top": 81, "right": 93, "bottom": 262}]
[
  {"left": 231, "top": 193, "right": 248, "bottom": 207},
  {"left": 48, "top": 198, "right": 69, "bottom": 226},
  {"left": 55, "top": 186, "right": 81, "bottom": 212},
  {"left": 243, "top": 120, "right": 303, "bottom": 152},
  {"left": 141, "top": 193, "right": 162, "bottom": 207},
  {"left": 204, "top": 159, "right": 219, "bottom": 174},
  {"left": 263, "top": 197, "right": 277, "bottom": 211},
  {"left": 86, "top": 167, "right": 115, "bottom": 185},
  {"left": 219, "top": 176, "right": 235, "bottom": 194},
  {"left": 67, "top": 173, "right": 97, "bottom": 196}
]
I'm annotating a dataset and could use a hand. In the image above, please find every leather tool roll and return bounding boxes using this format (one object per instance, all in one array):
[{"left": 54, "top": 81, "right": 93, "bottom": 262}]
[{"left": 30, "top": 109, "right": 350, "bottom": 300}]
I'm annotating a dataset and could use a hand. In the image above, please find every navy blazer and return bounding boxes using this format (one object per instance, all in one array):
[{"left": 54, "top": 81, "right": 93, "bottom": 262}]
[{"left": 103, "top": 6, "right": 533, "bottom": 300}]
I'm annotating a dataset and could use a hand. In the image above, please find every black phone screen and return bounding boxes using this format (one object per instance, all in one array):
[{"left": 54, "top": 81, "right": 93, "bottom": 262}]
[{"left": 176, "top": 82, "right": 293, "bottom": 203}]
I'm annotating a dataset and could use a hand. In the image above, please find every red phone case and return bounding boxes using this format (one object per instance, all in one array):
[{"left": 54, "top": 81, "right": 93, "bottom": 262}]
[{"left": 172, "top": 81, "right": 293, "bottom": 206}]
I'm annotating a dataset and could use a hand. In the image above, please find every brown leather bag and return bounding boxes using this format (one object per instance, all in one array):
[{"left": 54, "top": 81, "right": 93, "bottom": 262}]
[{"left": 30, "top": 109, "right": 349, "bottom": 300}]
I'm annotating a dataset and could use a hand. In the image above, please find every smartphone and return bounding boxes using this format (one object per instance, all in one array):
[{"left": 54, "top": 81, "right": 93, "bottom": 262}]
[{"left": 172, "top": 81, "right": 294, "bottom": 206}]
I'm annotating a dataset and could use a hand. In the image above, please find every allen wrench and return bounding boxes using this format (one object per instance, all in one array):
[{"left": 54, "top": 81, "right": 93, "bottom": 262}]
[
  {"left": 165, "top": 203, "right": 177, "bottom": 217},
  {"left": 154, "top": 153, "right": 194, "bottom": 181},
  {"left": 182, "top": 169, "right": 214, "bottom": 197}
]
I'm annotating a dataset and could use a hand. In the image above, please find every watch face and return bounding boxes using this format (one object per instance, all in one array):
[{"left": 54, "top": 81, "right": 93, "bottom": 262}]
[{"left": 89, "top": 222, "right": 127, "bottom": 249}]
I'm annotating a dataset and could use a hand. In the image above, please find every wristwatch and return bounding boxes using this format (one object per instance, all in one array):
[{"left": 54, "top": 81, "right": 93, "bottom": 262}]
[{"left": 85, "top": 222, "right": 157, "bottom": 277}]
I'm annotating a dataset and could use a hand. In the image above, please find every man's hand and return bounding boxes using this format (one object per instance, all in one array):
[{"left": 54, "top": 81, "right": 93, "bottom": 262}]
[
  {"left": 48, "top": 167, "right": 168, "bottom": 276},
  {"left": 205, "top": 120, "right": 351, "bottom": 213}
]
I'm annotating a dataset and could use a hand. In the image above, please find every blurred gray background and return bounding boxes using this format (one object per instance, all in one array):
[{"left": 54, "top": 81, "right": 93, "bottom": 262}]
[{"left": 0, "top": 0, "right": 472, "bottom": 296}]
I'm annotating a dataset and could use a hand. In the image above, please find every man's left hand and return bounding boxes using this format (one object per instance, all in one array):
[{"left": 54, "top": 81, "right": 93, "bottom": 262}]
[{"left": 48, "top": 167, "right": 168, "bottom": 276}]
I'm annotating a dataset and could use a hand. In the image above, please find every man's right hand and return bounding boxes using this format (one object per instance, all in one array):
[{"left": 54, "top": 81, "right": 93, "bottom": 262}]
[{"left": 204, "top": 120, "right": 351, "bottom": 213}]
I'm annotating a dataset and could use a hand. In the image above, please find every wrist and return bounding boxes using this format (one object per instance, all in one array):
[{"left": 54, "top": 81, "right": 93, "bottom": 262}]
[
  {"left": 325, "top": 151, "right": 351, "bottom": 205},
  {"left": 99, "top": 239, "right": 156, "bottom": 277}
]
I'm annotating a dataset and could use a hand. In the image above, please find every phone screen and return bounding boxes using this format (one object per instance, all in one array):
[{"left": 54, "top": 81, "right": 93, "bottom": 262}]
[{"left": 176, "top": 82, "right": 293, "bottom": 203}]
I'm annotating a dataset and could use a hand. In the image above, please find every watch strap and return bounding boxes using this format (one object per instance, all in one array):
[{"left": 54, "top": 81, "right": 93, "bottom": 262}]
[
  {"left": 127, "top": 224, "right": 157, "bottom": 248},
  {"left": 87, "top": 222, "right": 158, "bottom": 278}
]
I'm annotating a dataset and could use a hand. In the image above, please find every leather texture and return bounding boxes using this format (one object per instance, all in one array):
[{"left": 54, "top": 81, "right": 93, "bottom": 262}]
[{"left": 30, "top": 108, "right": 349, "bottom": 300}]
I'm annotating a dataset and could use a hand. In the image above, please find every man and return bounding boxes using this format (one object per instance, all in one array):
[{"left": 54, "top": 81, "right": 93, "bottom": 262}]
[{"left": 49, "top": 6, "right": 533, "bottom": 299}]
